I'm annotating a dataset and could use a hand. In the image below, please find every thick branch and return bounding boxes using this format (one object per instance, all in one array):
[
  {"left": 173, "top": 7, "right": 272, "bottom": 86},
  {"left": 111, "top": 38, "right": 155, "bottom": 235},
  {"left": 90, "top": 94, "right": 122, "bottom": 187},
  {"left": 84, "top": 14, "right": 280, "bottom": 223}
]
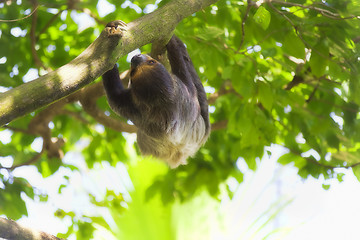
[
  {"left": 0, "top": 0, "right": 219, "bottom": 126},
  {"left": 211, "top": 120, "right": 228, "bottom": 131},
  {"left": 0, "top": 217, "right": 64, "bottom": 240}
]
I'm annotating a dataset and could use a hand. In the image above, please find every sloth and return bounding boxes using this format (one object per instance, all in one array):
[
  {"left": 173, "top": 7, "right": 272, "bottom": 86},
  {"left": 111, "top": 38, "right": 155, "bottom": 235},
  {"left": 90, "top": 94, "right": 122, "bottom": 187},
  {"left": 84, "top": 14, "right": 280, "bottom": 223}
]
[{"left": 102, "top": 21, "right": 210, "bottom": 168}]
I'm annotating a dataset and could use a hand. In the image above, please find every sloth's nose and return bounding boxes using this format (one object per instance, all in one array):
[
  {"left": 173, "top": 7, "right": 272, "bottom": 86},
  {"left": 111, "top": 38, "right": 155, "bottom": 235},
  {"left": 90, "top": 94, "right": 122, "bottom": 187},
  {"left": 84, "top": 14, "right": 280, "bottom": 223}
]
[{"left": 131, "top": 54, "right": 147, "bottom": 68}]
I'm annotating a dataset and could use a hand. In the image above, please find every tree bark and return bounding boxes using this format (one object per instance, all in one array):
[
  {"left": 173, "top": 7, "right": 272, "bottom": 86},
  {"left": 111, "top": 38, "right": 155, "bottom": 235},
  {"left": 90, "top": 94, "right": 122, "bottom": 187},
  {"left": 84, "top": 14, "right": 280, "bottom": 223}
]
[
  {"left": 0, "top": 217, "right": 64, "bottom": 240},
  {"left": 0, "top": 0, "right": 218, "bottom": 126}
]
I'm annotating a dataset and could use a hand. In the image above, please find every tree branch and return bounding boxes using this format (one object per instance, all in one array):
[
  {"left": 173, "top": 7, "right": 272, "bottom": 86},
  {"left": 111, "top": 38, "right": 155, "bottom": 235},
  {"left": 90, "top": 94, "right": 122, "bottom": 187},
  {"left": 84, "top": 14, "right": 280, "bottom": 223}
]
[
  {"left": 270, "top": 0, "right": 360, "bottom": 20},
  {"left": 0, "top": 0, "right": 219, "bottom": 126},
  {"left": 0, "top": 217, "right": 64, "bottom": 240},
  {"left": 29, "top": 1, "right": 49, "bottom": 71},
  {"left": 37, "top": 9, "right": 65, "bottom": 40},
  {"left": 0, "top": 4, "right": 40, "bottom": 22},
  {"left": 287, "top": 147, "right": 360, "bottom": 170},
  {"left": 79, "top": 7, "right": 107, "bottom": 26},
  {"left": 2, "top": 151, "right": 44, "bottom": 170},
  {"left": 239, "top": 0, "right": 253, "bottom": 50},
  {"left": 211, "top": 120, "right": 228, "bottom": 131}
]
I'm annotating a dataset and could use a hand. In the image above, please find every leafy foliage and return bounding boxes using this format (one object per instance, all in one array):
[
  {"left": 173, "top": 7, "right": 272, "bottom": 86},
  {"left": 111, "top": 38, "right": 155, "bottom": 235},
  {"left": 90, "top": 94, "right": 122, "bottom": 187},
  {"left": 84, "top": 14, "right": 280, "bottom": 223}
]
[{"left": 1, "top": 0, "right": 360, "bottom": 238}]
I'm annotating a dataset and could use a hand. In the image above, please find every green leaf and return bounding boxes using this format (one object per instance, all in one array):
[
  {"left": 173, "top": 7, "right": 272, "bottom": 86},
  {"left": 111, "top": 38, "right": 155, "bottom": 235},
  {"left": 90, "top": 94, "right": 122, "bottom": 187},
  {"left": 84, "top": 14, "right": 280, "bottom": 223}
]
[
  {"left": 328, "top": 61, "right": 348, "bottom": 81},
  {"left": 230, "top": 61, "right": 256, "bottom": 100},
  {"left": 258, "top": 81, "right": 273, "bottom": 112},
  {"left": 39, "top": 159, "right": 52, "bottom": 178},
  {"left": 228, "top": 104, "right": 252, "bottom": 136},
  {"left": 278, "top": 152, "right": 306, "bottom": 169},
  {"left": 253, "top": 6, "right": 271, "bottom": 30},
  {"left": 326, "top": 132, "right": 340, "bottom": 149},
  {"left": 282, "top": 32, "right": 305, "bottom": 59},
  {"left": 16, "top": 178, "right": 34, "bottom": 199},
  {"left": 77, "top": 221, "right": 96, "bottom": 240},
  {"left": 0, "top": 182, "right": 28, "bottom": 220},
  {"left": 197, "top": 26, "right": 224, "bottom": 41},
  {"left": 245, "top": 157, "right": 257, "bottom": 170},
  {"left": 309, "top": 40, "right": 329, "bottom": 77},
  {"left": 353, "top": 166, "right": 360, "bottom": 182},
  {"left": 261, "top": 47, "right": 277, "bottom": 58},
  {"left": 337, "top": 173, "right": 345, "bottom": 183},
  {"left": 278, "top": 153, "right": 294, "bottom": 165},
  {"left": 222, "top": 66, "right": 233, "bottom": 79}
]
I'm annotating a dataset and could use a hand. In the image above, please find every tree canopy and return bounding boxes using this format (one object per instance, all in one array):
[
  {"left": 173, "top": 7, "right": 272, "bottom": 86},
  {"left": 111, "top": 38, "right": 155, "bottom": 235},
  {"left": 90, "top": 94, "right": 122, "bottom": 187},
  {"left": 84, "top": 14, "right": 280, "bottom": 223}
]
[{"left": 1, "top": 0, "right": 360, "bottom": 239}]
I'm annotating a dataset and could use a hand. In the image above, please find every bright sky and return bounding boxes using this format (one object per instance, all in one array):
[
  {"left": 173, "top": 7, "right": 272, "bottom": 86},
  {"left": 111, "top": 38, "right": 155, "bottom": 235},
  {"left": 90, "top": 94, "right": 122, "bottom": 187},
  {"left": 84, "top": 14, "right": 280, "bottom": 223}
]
[{"left": 1, "top": 1, "right": 360, "bottom": 239}]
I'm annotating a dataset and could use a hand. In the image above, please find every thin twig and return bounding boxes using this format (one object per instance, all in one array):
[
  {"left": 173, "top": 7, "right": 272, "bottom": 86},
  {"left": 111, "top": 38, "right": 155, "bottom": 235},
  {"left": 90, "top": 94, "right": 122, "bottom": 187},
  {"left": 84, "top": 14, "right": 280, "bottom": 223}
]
[
  {"left": 287, "top": 147, "right": 360, "bottom": 170},
  {"left": 29, "top": 2, "right": 49, "bottom": 70},
  {"left": 58, "top": 109, "right": 89, "bottom": 124},
  {"left": 0, "top": 5, "right": 40, "bottom": 22},
  {"left": 0, "top": 149, "right": 44, "bottom": 170},
  {"left": 8, "top": 151, "right": 44, "bottom": 170},
  {"left": 208, "top": 80, "right": 242, "bottom": 104},
  {"left": 270, "top": 0, "right": 360, "bottom": 20},
  {"left": 239, "top": 0, "right": 253, "bottom": 50},
  {"left": 2, "top": 125, "right": 33, "bottom": 135},
  {"left": 81, "top": 8, "right": 107, "bottom": 26},
  {"left": 37, "top": 9, "right": 65, "bottom": 39},
  {"left": 306, "top": 80, "right": 319, "bottom": 103},
  {"left": 211, "top": 120, "right": 228, "bottom": 131}
]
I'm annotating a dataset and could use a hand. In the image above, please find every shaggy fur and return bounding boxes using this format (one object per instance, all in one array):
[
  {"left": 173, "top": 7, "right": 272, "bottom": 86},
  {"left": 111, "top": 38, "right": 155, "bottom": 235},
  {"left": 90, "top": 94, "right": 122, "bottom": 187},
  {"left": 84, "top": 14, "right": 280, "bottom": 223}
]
[{"left": 102, "top": 33, "right": 210, "bottom": 168}]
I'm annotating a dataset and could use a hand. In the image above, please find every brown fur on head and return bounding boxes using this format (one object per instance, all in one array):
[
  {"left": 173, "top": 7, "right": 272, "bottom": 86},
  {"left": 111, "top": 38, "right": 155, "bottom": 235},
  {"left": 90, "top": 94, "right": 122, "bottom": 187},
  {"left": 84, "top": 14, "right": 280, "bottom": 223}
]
[
  {"left": 129, "top": 54, "right": 157, "bottom": 80},
  {"left": 129, "top": 54, "right": 175, "bottom": 105}
]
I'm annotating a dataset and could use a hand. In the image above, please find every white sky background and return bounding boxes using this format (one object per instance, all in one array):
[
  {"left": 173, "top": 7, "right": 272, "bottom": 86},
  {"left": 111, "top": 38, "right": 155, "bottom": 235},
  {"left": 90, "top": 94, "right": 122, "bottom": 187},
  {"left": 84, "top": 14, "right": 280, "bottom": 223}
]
[{"left": 1, "top": 0, "right": 360, "bottom": 239}]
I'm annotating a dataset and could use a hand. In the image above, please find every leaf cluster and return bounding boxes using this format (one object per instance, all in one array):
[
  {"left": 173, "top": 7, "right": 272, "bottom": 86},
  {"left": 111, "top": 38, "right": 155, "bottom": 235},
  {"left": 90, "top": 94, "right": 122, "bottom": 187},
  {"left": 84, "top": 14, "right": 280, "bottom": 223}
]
[{"left": 1, "top": 0, "right": 360, "bottom": 237}]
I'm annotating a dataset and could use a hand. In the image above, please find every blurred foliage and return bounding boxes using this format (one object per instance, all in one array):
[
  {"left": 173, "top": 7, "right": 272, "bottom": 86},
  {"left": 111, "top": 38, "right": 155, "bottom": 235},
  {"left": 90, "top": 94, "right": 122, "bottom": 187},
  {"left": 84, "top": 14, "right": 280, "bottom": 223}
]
[
  {"left": 90, "top": 159, "right": 293, "bottom": 240},
  {"left": 1, "top": 0, "right": 360, "bottom": 238}
]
